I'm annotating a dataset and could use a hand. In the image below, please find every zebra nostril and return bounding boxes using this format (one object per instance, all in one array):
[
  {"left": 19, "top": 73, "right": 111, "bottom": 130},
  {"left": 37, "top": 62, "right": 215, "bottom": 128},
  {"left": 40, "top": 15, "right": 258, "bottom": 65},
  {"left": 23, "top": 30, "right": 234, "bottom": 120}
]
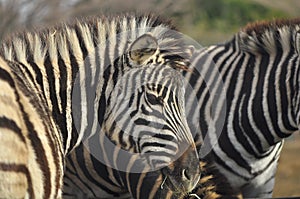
[{"left": 182, "top": 168, "right": 191, "bottom": 181}]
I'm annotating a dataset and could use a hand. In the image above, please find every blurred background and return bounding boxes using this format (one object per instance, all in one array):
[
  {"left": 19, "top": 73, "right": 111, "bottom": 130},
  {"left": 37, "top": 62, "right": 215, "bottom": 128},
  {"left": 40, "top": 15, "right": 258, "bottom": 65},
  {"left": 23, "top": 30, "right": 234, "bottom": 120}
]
[{"left": 0, "top": 0, "right": 299, "bottom": 197}]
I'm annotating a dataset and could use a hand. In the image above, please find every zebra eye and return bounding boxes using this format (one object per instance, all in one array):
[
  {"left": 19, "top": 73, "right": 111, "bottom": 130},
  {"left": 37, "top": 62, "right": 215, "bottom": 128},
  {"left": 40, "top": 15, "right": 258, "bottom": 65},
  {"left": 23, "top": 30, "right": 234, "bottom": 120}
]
[{"left": 146, "top": 93, "right": 163, "bottom": 105}]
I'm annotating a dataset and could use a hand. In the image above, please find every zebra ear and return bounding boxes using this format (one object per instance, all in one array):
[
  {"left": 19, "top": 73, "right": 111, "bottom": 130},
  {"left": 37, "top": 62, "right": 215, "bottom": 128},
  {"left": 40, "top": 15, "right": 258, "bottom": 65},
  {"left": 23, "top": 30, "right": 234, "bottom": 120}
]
[
  {"left": 295, "top": 31, "right": 300, "bottom": 54},
  {"left": 129, "top": 34, "right": 158, "bottom": 65}
]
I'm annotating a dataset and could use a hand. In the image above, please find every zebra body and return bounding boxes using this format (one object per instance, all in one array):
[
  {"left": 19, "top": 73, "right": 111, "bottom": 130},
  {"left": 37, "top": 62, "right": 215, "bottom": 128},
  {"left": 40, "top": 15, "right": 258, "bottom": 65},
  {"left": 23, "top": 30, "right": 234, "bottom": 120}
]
[
  {"left": 184, "top": 18, "right": 300, "bottom": 198},
  {"left": 0, "top": 14, "right": 201, "bottom": 198}
]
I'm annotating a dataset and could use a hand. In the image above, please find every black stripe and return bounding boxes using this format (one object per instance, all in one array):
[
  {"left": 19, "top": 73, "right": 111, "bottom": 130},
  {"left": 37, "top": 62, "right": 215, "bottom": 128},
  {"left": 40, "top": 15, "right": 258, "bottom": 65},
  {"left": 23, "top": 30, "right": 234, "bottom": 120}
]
[
  {"left": 0, "top": 163, "right": 34, "bottom": 198},
  {"left": 97, "top": 52, "right": 111, "bottom": 137},
  {"left": 234, "top": 99, "right": 259, "bottom": 158},
  {"left": 44, "top": 53, "right": 60, "bottom": 125},
  {"left": 278, "top": 51, "right": 298, "bottom": 134},
  {"left": 0, "top": 116, "right": 26, "bottom": 143},
  {"left": 22, "top": 112, "right": 52, "bottom": 198},
  {"left": 120, "top": 129, "right": 137, "bottom": 152},
  {"left": 134, "top": 118, "right": 150, "bottom": 126},
  {"left": 14, "top": 61, "right": 63, "bottom": 199},
  {"left": 87, "top": 137, "right": 126, "bottom": 195},
  {"left": 2, "top": 59, "right": 60, "bottom": 198},
  {"left": 289, "top": 55, "right": 299, "bottom": 121},
  {"left": 234, "top": 56, "right": 261, "bottom": 157},
  {"left": 213, "top": 41, "right": 235, "bottom": 70},
  {"left": 220, "top": 53, "right": 252, "bottom": 171},
  {"left": 0, "top": 67, "right": 15, "bottom": 87},
  {"left": 193, "top": 46, "right": 237, "bottom": 139},
  {"left": 264, "top": 51, "right": 285, "bottom": 143},
  {"left": 57, "top": 53, "right": 68, "bottom": 151},
  {"left": 244, "top": 55, "right": 269, "bottom": 153},
  {"left": 10, "top": 81, "right": 52, "bottom": 198},
  {"left": 25, "top": 47, "right": 47, "bottom": 102},
  {"left": 18, "top": 63, "right": 35, "bottom": 84},
  {"left": 129, "top": 90, "right": 143, "bottom": 118}
]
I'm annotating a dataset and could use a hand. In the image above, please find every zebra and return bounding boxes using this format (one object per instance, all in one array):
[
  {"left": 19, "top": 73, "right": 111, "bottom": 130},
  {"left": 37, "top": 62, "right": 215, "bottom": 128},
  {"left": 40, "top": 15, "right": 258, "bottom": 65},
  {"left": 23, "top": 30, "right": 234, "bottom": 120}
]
[
  {"left": 0, "top": 14, "right": 202, "bottom": 198},
  {"left": 183, "top": 18, "right": 300, "bottom": 198},
  {"left": 56, "top": 18, "right": 244, "bottom": 199}
]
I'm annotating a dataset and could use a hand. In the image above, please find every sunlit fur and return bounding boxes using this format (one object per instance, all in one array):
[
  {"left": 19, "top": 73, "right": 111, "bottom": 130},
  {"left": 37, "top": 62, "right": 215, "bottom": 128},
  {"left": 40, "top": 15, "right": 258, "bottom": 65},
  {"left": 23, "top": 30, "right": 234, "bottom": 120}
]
[{"left": 0, "top": 54, "right": 64, "bottom": 198}]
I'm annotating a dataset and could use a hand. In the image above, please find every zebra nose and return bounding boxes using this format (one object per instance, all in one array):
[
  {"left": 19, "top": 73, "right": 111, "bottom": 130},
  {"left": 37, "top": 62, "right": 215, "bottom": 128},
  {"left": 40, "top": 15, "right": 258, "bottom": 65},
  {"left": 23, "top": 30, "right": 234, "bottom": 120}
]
[
  {"left": 182, "top": 168, "right": 193, "bottom": 181},
  {"left": 160, "top": 146, "right": 201, "bottom": 193},
  {"left": 161, "top": 165, "right": 200, "bottom": 193},
  {"left": 181, "top": 165, "right": 201, "bottom": 191}
]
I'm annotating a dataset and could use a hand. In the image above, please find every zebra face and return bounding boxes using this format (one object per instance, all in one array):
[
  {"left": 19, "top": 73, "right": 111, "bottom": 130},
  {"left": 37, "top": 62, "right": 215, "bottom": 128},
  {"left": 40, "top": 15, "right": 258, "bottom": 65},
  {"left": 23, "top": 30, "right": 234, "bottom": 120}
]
[{"left": 104, "top": 33, "right": 201, "bottom": 194}]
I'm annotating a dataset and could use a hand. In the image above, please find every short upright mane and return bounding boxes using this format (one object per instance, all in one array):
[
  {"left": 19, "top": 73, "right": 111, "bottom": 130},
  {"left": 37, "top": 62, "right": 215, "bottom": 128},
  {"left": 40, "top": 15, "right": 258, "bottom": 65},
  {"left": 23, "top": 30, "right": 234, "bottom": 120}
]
[
  {"left": 0, "top": 14, "right": 191, "bottom": 71},
  {"left": 237, "top": 18, "right": 300, "bottom": 54},
  {"left": 243, "top": 18, "right": 300, "bottom": 35}
]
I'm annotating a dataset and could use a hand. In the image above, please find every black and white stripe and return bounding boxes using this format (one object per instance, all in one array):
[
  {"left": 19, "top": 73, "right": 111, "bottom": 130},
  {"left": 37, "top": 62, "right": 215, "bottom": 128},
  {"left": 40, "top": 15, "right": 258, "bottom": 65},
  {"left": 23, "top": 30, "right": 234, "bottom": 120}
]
[
  {"left": 184, "top": 18, "right": 300, "bottom": 198},
  {"left": 0, "top": 14, "right": 202, "bottom": 198},
  {"left": 0, "top": 57, "right": 64, "bottom": 198}
]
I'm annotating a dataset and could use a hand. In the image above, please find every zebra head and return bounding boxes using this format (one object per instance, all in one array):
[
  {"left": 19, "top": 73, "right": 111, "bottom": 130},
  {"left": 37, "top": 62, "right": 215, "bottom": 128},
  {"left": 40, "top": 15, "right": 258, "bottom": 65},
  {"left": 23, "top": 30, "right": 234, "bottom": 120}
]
[{"left": 104, "top": 32, "right": 201, "bottom": 193}]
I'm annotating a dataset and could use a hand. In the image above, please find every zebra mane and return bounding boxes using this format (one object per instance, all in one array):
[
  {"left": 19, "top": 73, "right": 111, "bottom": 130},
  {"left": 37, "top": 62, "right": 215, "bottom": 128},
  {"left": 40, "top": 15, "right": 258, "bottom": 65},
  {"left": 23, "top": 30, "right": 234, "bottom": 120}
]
[
  {"left": 0, "top": 13, "right": 191, "bottom": 71},
  {"left": 237, "top": 18, "right": 300, "bottom": 54}
]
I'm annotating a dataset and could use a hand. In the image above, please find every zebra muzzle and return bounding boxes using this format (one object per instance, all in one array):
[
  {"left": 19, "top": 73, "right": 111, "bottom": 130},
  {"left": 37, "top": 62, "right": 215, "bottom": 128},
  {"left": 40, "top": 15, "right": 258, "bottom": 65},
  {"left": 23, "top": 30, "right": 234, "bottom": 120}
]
[{"left": 160, "top": 145, "right": 201, "bottom": 193}]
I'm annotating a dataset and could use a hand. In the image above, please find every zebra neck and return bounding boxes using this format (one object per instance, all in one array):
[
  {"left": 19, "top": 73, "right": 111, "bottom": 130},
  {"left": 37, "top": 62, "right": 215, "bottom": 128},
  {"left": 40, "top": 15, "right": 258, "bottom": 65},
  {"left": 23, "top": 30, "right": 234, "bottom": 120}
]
[
  {"left": 0, "top": 30, "right": 129, "bottom": 155},
  {"left": 189, "top": 40, "right": 299, "bottom": 153},
  {"left": 70, "top": 58, "right": 124, "bottom": 152},
  {"left": 229, "top": 39, "right": 298, "bottom": 148},
  {"left": 292, "top": 58, "right": 300, "bottom": 129}
]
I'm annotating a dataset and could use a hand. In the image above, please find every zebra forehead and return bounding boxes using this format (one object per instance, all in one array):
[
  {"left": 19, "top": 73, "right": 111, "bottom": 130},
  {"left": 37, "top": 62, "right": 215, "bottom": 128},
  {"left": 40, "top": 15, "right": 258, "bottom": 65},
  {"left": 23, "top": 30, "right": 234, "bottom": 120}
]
[{"left": 119, "top": 67, "right": 185, "bottom": 96}]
